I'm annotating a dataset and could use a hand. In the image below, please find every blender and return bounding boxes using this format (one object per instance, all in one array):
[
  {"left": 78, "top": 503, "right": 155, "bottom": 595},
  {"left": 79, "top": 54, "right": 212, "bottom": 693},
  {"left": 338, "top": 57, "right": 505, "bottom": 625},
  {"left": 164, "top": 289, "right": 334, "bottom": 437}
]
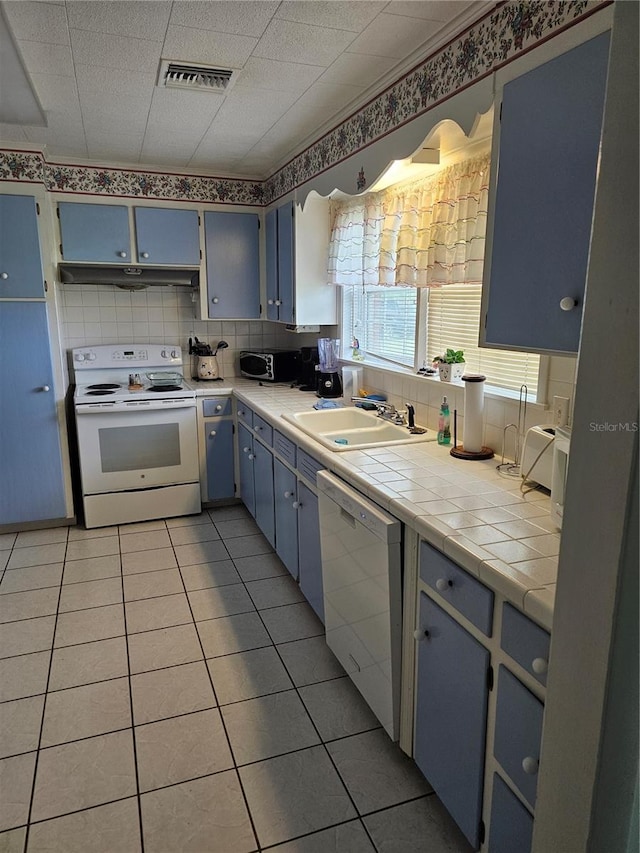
[{"left": 316, "top": 338, "right": 343, "bottom": 398}]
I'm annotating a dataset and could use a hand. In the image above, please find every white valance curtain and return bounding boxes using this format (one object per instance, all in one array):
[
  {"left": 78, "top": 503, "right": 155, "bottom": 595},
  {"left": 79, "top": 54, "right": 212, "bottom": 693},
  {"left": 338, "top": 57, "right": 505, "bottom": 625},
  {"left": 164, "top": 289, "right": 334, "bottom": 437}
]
[{"left": 328, "top": 154, "right": 490, "bottom": 288}]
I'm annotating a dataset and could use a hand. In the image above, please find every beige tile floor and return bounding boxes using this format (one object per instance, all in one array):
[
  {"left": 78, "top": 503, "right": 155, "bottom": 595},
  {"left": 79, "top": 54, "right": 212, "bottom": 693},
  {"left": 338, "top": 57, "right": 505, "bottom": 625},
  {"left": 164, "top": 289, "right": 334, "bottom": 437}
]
[{"left": 0, "top": 506, "right": 471, "bottom": 852}]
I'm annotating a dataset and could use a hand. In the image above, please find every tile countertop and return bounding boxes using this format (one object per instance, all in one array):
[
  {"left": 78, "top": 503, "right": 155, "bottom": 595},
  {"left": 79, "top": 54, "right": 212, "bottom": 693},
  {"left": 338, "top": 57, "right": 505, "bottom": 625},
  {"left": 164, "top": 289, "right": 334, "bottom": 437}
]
[{"left": 198, "top": 380, "right": 557, "bottom": 632}]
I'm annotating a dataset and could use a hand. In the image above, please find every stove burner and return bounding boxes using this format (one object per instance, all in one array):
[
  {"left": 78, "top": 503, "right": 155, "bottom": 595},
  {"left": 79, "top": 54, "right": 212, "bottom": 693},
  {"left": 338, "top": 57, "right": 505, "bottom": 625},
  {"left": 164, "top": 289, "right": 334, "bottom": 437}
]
[
  {"left": 86, "top": 389, "right": 116, "bottom": 396},
  {"left": 149, "top": 384, "right": 182, "bottom": 392},
  {"left": 87, "top": 383, "right": 121, "bottom": 390}
]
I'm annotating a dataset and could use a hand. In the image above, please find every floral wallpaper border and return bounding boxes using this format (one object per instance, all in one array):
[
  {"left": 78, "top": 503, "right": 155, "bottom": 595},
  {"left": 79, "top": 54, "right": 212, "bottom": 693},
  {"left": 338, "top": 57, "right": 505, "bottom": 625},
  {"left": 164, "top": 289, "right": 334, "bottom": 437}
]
[{"left": 0, "top": 1, "right": 608, "bottom": 208}]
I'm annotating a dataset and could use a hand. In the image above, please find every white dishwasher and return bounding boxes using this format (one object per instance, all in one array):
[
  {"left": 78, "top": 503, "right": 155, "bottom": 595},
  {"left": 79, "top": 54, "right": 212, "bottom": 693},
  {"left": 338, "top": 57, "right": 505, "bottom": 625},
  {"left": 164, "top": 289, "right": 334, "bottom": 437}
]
[{"left": 317, "top": 470, "right": 402, "bottom": 740}]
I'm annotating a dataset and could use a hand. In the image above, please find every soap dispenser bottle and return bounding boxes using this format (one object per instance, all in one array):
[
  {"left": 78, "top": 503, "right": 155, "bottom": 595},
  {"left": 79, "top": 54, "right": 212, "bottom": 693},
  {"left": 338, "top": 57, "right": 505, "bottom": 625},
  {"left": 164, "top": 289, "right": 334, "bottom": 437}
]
[{"left": 438, "top": 396, "right": 451, "bottom": 445}]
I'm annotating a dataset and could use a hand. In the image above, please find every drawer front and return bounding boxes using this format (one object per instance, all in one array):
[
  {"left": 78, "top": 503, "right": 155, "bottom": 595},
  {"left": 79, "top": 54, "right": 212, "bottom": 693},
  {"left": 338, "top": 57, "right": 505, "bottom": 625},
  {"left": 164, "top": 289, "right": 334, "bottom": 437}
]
[
  {"left": 419, "top": 541, "right": 494, "bottom": 636},
  {"left": 501, "top": 603, "right": 551, "bottom": 686},
  {"left": 297, "top": 449, "right": 324, "bottom": 486},
  {"left": 253, "top": 414, "right": 273, "bottom": 446},
  {"left": 236, "top": 403, "right": 254, "bottom": 428},
  {"left": 489, "top": 774, "right": 533, "bottom": 853},
  {"left": 494, "top": 666, "right": 544, "bottom": 809},
  {"left": 274, "top": 430, "right": 297, "bottom": 466},
  {"left": 202, "top": 397, "right": 232, "bottom": 418}
]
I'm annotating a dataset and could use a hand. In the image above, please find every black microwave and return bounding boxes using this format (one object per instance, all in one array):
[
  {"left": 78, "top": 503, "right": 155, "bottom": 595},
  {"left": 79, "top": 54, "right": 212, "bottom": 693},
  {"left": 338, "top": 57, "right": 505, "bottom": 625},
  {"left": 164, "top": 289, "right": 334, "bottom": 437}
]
[{"left": 239, "top": 350, "right": 299, "bottom": 382}]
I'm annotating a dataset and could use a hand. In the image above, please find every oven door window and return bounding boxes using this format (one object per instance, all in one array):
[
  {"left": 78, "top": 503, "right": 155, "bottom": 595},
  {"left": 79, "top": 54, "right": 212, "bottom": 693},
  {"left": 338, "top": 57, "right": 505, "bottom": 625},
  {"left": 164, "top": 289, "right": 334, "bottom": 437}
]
[
  {"left": 99, "top": 423, "right": 181, "bottom": 472},
  {"left": 76, "top": 406, "right": 198, "bottom": 494}
]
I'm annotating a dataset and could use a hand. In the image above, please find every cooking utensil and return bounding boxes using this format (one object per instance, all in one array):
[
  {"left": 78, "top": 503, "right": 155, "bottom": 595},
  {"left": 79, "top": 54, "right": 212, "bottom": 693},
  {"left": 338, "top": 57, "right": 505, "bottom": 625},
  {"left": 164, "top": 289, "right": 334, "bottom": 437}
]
[{"left": 213, "top": 340, "right": 228, "bottom": 355}]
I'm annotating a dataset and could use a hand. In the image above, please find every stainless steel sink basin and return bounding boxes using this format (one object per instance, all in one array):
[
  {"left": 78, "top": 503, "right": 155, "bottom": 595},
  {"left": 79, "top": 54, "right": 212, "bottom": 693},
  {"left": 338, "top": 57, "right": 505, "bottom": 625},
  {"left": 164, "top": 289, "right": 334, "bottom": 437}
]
[{"left": 282, "top": 407, "right": 435, "bottom": 451}]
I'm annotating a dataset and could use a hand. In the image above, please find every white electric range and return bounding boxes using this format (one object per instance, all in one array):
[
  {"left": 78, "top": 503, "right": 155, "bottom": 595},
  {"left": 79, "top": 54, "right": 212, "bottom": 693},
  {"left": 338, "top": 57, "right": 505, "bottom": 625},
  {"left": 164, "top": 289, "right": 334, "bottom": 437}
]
[{"left": 72, "top": 344, "right": 201, "bottom": 528}]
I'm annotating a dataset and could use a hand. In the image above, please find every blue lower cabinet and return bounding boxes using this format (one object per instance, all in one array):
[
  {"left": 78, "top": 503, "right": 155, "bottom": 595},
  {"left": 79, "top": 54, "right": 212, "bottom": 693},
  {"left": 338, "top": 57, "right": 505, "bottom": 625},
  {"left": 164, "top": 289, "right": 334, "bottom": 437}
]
[
  {"left": 204, "top": 419, "right": 234, "bottom": 501},
  {"left": 238, "top": 423, "right": 256, "bottom": 517},
  {"left": 0, "top": 303, "right": 66, "bottom": 524},
  {"left": 253, "top": 440, "right": 274, "bottom": 547},
  {"left": 489, "top": 775, "right": 533, "bottom": 853},
  {"left": 274, "top": 459, "right": 298, "bottom": 578},
  {"left": 297, "top": 482, "right": 323, "bottom": 622},
  {"left": 414, "top": 593, "right": 490, "bottom": 849},
  {"left": 494, "top": 666, "right": 544, "bottom": 809}
]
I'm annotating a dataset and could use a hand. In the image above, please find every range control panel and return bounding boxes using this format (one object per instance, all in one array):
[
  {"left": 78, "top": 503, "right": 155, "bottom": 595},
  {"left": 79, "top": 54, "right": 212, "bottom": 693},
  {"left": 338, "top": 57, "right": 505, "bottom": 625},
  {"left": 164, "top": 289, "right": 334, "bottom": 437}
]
[{"left": 72, "top": 344, "right": 182, "bottom": 370}]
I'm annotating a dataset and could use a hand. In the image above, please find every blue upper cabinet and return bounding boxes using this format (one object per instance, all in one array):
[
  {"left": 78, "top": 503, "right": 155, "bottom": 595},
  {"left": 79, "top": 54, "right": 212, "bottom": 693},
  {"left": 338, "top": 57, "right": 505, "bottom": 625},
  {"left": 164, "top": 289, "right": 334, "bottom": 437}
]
[
  {"left": 134, "top": 207, "right": 200, "bottom": 265},
  {"left": 264, "top": 202, "right": 294, "bottom": 324},
  {"left": 0, "top": 194, "right": 45, "bottom": 297},
  {"left": 205, "top": 211, "right": 260, "bottom": 319},
  {"left": 59, "top": 202, "right": 131, "bottom": 263},
  {"left": 265, "top": 208, "right": 279, "bottom": 321},
  {"left": 482, "top": 32, "right": 611, "bottom": 354}
]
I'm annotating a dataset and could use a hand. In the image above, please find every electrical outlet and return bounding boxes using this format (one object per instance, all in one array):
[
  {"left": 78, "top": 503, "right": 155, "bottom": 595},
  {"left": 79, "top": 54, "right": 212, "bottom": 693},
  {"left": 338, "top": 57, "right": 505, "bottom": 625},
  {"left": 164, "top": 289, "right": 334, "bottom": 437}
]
[{"left": 553, "top": 396, "right": 570, "bottom": 427}]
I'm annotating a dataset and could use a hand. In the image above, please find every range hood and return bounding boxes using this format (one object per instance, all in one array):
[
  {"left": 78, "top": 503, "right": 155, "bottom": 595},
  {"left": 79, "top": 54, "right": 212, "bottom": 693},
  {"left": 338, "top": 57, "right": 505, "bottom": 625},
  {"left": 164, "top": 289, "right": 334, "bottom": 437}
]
[{"left": 58, "top": 264, "right": 199, "bottom": 290}]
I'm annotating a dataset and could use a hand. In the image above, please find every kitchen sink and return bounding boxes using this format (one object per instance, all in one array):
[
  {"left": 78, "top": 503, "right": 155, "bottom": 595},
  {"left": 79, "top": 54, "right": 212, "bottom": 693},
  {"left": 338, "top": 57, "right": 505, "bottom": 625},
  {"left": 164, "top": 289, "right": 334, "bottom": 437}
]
[{"left": 282, "top": 407, "right": 436, "bottom": 451}]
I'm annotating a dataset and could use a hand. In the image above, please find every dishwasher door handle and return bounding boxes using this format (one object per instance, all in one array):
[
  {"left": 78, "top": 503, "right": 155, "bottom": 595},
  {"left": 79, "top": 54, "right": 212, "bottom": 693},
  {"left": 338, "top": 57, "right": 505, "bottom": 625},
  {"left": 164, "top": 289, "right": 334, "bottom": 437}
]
[{"left": 340, "top": 507, "right": 356, "bottom": 527}]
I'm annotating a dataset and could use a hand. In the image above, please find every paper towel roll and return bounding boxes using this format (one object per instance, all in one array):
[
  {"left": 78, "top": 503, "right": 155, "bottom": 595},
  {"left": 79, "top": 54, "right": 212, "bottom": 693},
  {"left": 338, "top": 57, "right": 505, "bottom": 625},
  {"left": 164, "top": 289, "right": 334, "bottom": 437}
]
[
  {"left": 462, "top": 374, "right": 485, "bottom": 453},
  {"left": 342, "top": 366, "right": 363, "bottom": 402}
]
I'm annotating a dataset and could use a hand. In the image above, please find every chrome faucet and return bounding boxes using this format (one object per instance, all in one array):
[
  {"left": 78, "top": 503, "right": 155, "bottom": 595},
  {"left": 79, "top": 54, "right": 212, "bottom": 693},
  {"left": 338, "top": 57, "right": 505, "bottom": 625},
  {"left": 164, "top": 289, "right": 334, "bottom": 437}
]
[{"left": 350, "top": 398, "right": 407, "bottom": 425}]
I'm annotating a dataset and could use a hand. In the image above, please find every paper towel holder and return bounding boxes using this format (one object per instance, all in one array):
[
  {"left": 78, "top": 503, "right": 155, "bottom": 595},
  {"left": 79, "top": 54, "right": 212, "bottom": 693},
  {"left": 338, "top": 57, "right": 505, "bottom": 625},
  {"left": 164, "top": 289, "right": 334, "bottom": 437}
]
[{"left": 450, "top": 374, "right": 494, "bottom": 460}]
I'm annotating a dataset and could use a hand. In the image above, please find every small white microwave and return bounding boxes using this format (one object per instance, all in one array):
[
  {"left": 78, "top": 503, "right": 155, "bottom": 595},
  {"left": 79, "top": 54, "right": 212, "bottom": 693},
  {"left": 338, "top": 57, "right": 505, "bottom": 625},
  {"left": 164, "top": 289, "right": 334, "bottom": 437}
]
[{"left": 550, "top": 426, "right": 571, "bottom": 529}]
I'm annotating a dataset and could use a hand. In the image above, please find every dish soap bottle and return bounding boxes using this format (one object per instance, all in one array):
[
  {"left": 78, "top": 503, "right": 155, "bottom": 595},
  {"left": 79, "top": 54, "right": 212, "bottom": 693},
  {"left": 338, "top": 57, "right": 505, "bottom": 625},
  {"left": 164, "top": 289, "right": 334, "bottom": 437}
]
[{"left": 438, "top": 396, "right": 451, "bottom": 445}]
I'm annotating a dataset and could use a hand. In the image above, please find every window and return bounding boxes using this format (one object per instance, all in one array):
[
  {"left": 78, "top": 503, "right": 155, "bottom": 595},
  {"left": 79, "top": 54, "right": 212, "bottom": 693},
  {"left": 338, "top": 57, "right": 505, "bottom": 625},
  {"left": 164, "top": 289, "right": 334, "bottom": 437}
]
[{"left": 332, "top": 155, "right": 540, "bottom": 395}]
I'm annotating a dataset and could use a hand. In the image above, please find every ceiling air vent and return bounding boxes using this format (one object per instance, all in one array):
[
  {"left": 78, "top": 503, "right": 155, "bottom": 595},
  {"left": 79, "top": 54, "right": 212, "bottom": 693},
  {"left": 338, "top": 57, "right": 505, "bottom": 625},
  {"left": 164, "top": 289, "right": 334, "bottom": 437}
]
[{"left": 157, "top": 60, "right": 237, "bottom": 94}]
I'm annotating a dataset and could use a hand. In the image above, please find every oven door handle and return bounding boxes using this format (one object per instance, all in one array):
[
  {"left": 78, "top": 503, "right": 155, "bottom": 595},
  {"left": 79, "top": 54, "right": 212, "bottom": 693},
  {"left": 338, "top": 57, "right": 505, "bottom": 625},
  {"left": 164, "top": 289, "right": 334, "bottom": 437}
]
[{"left": 76, "top": 401, "right": 197, "bottom": 414}]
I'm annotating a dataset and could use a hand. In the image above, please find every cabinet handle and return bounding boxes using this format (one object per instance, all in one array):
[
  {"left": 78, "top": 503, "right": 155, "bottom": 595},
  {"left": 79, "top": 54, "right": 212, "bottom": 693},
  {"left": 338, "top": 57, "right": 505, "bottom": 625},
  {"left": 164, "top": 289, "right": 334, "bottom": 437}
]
[
  {"left": 1, "top": 272, "right": 8, "bottom": 279},
  {"left": 532, "top": 657, "right": 548, "bottom": 675},
  {"left": 522, "top": 756, "right": 539, "bottom": 775},
  {"left": 140, "top": 251, "right": 149, "bottom": 259},
  {"left": 209, "top": 430, "right": 217, "bottom": 437},
  {"left": 435, "top": 578, "right": 453, "bottom": 592},
  {"left": 212, "top": 297, "right": 219, "bottom": 304},
  {"left": 117, "top": 251, "right": 127, "bottom": 258},
  {"left": 292, "top": 501, "right": 301, "bottom": 509},
  {"left": 215, "top": 405, "right": 222, "bottom": 412},
  {"left": 39, "top": 385, "right": 50, "bottom": 392},
  {"left": 413, "top": 628, "right": 429, "bottom": 641},
  {"left": 560, "top": 297, "right": 577, "bottom": 311}
]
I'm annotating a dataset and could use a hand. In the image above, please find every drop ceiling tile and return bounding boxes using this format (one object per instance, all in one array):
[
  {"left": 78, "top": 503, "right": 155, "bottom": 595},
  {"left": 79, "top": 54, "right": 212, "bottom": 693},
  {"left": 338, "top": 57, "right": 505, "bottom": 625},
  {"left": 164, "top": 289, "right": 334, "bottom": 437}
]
[
  {"left": 254, "top": 18, "right": 357, "bottom": 67},
  {"left": 162, "top": 25, "right": 258, "bottom": 69},
  {"left": 86, "top": 136, "right": 145, "bottom": 163},
  {"left": 346, "top": 12, "right": 442, "bottom": 59},
  {"left": 75, "top": 64, "right": 156, "bottom": 101},
  {"left": 3, "top": 2, "right": 70, "bottom": 45},
  {"left": 386, "top": 1, "right": 476, "bottom": 23},
  {"left": 140, "top": 149, "right": 193, "bottom": 168},
  {"left": 318, "top": 51, "right": 398, "bottom": 89},
  {"left": 31, "top": 74, "right": 80, "bottom": 113},
  {"left": 233, "top": 57, "right": 324, "bottom": 95},
  {"left": 169, "top": 1, "right": 279, "bottom": 38},
  {"left": 276, "top": 1, "right": 387, "bottom": 33},
  {"left": 211, "top": 87, "right": 302, "bottom": 135},
  {"left": 17, "top": 41, "right": 74, "bottom": 76},
  {"left": 146, "top": 88, "right": 222, "bottom": 134},
  {"left": 80, "top": 103, "right": 150, "bottom": 136},
  {"left": 67, "top": 1, "right": 171, "bottom": 41},
  {"left": 69, "top": 29, "right": 162, "bottom": 74},
  {"left": 0, "top": 123, "right": 28, "bottom": 141}
]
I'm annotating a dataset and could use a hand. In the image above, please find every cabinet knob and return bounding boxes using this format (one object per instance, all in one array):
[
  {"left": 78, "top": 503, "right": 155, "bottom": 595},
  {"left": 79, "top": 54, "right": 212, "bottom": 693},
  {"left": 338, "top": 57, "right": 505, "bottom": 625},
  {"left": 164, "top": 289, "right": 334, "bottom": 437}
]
[
  {"left": 248, "top": 453, "right": 255, "bottom": 460},
  {"left": 522, "top": 756, "right": 539, "bottom": 775},
  {"left": 40, "top": 385, "right": 50, "bottom": 392},
  {"left": 532, "top": 657, "right": 548, "bottom": 675},
  {"left": 209, "top": 430, "right": 217, "bottom": 437},
  {"left": 292, "top": 501, "right": 301, "bottom": 509},
  {"left": 275, "top": 300, "right": 282, "bottom": 306},
  {"left": 284, "top": 491, "right": 294, "bottom": 498},
  {"left": 1, "top": 272, "right": 8, "bottom": 279},
  {"left": 413, "top": 628, "right": 429, "bottom": 641},
  {"left": 255, "top": 425, "right": 262, "bottom": 431},
  {"left": 267, "top": 299, "right": 274, "bottom": 305},
  {"left": 212, "top": 297, "right": 219, "bottom": 304},
  {"left": 117, "top": 251, "right": 127, "bottom": 258},
  {"left": 560, "top": 297, "right": 577, "bottom": 311},
  {"left": 215, "top": 405, "right": 222, "bottom": 412},
  {"left": 436, "top": 578, "right": 452, "bottom": 592},
  {"left": 242, "top": 446, "right": 250, "bottom": 453},
  {"left": 140, "top": 252, "right": 149, "bottom": 259}
]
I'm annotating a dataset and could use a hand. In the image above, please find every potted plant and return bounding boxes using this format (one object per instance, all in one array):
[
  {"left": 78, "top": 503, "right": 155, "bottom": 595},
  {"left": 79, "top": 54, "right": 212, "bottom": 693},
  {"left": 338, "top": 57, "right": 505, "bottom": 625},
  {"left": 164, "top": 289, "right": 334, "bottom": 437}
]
[{"left": 432, "top": 349, "right": 465, "bottom": 382}]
